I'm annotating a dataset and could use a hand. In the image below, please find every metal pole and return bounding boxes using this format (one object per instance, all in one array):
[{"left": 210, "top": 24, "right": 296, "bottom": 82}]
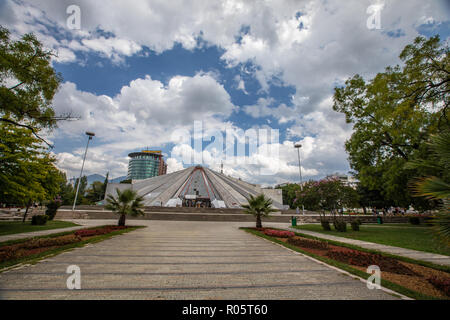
[
  {"left": 296, "top": 147, "right": 305, "bottom": 215},
  {"left": 72, "top": 136, "right": 92, "bottom": 211},
  {"left": 296, "top": 148, "right": 303, "bottom": 191}
]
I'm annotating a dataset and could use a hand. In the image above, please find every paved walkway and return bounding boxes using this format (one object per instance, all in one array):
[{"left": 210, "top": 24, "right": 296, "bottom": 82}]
[
  {"left": 0, "top": 221, "right": 399, "bottom": 300},
  {"left": 286, "top": 227, "right": 450, "bottom": 266},
  {"left": 0, "top": 220, "right": 105, "bottom": 243}
]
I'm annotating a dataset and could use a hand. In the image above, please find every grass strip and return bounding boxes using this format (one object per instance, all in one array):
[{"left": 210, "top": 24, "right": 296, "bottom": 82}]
[
  {"left": 242, "top": 227, "right": 441, "bottom": 300},
  {"left": 289, "top": 229, "right": 450, "bottom": 274},
  {"left": 0, "top": 220, "right": 80, "bottom": 236},
  {"left": 293, "top": 224, "right": 450, "bottom": 256},
  {"left": 0, "top": 225, "right": 145, "bottom": 272}
]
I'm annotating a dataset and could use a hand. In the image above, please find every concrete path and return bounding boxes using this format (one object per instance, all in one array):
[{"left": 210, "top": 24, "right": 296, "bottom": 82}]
[
  {"left": 287, "top": 227, "right": 450, "bottom": 266},
  {"left": 0, "top": 221, "right": 399, "bottom": 300},
  {"left": 0, "top": 220, "right": 106, "bottom": 243}
]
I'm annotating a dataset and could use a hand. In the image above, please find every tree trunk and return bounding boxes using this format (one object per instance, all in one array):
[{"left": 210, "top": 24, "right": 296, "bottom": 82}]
[
  {"left": 362, "top": 207, "right": 367, "bottom": 215},
  {"left": 22, "top": 200, "right": 31, "bottom": 223},
  {"left": 118, "top": 214, "right": 126, "bottom": 226},
  {"left": 256, "top": 214, "right": 262, "bottom": 229}
]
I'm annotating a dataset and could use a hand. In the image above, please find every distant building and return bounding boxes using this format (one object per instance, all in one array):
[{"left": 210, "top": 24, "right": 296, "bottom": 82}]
[
  {"left": 326, "top": 173, "right": 359, "bottom": 188},
  {"left": 127, "top": 150, "right": 167, "bottom": 181}
]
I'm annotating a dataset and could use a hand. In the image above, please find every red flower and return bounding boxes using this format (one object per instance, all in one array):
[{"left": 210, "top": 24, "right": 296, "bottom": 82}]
[{"left": 263, "top": 229, "right": 295, "bottom": 238}]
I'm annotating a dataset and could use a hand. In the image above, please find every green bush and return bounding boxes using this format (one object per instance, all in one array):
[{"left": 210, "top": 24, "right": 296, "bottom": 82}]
[
  {"left": 31, "top": 215, "right": 48, "bottom": 225},
  {"left": 333, "top": 220, "right": 347, "bottom": 232},
  {"left": 355, "top": 219, "right": 362, "bottom": 225},
  {"left": 320, "top": 219, "right": 331, "bottom": 231},
  {"left": 45, "top": 201, "right": 61, "bottom": 220},
  {"left": 409, "top": 217, "right": 421, "bottom": 225},
  {"left": 351, "top": 221, "right": 360, "bottom": 231}
]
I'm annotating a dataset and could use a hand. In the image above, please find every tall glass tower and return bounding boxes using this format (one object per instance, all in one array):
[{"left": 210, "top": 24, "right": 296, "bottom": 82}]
[{"left": 127, "top": 150, "right": 167, "bottom": 180}]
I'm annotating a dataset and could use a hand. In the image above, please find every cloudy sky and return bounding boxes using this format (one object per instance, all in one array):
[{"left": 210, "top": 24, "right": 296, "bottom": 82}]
[{"left": 1, "top": 0, "right": 449, "bottom": 186}]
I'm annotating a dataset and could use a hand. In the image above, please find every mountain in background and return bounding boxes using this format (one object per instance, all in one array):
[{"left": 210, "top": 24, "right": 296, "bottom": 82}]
[
  {"left": 69, "top": 174, "right": 127, "bottom": 186},
  {"left": 110, "top": 176, "right": 127, "bottom": 183}
]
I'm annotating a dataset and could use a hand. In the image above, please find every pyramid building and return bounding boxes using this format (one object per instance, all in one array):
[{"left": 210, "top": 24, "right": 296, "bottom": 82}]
[{"left": 105, "top": 166, "right": 284, "bottom": 209}]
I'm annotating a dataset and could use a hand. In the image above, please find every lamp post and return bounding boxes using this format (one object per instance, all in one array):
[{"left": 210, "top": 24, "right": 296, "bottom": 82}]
[
  {"left": 294, "top": 143, "right": 305, "bottom": 214},
  {"left": 72, "top": 131, "right": 95, "bottom": 211}
]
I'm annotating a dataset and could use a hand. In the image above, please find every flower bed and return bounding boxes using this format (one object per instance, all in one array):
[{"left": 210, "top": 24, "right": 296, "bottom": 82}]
[
  {"left": 428, "top": 276, "right": 450, "bottom": 296},
  {"left": 74, "top": 226, "right": 126, "bottom": 237},
  {"left": 263, "top": 229, "right": 295, "bottom": 238},
  {"left": 287, "top": 237, "right": 329, "bottom": 250},
  {"left": 326, "top": 248, "right": 417, "bottom": 276},
  {"left": 254, "top": 230, "right": 450, "bottom": 299},
  {"left": 0, "top": 226, "right": 129, "bottom": 263}
]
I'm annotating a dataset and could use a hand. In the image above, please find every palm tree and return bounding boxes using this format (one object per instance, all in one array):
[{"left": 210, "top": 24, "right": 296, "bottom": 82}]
[
  {"left": 242, "top": 194, "right": 277, "bottom": 228},
  {"left": 105, "top": 188, "right": 145, "bottom": 226},
  {"left": 407, "top": 130, "right": 450, "bottom": 243}
]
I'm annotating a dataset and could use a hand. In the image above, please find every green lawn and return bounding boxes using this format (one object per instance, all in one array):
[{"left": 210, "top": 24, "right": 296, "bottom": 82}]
[
  {"left": 294, "top": 223, "right": 450, "bottom": 256},
  {"left": 0, "top": 220, "right": 80, "bottom": 236}
]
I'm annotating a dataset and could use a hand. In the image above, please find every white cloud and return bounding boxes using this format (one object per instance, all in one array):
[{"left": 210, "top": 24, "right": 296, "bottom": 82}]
[
  {"left": 2, "top": 0, "right": 449, "bottom": 184},
  {"left": 1, "top": 0, "right": 143, "bottom": 65},
  {"left": 166, "top": 158, "right": 185, "bottom": 174},
  {"left": 118, "top": 73, "right": 235, "bottom": 125},
  {"left": 47, "top": 73, "right": 237, "bottom": 178},
  {"left": 54, "top": 47, "right": 77, "bottom": 63},
  {"left": 54, "top": 151, "right": 128, "bottom": 180}
]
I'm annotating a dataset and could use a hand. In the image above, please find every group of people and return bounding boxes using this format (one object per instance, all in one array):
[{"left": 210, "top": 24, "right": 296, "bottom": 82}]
[{"left": 371, "top": 207, "right": 408, "bottom": 216}]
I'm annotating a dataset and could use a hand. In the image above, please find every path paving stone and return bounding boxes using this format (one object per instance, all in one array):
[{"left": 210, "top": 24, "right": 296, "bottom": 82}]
[{"left": 0, "top": 221, "right": 400, "bottom": 299}]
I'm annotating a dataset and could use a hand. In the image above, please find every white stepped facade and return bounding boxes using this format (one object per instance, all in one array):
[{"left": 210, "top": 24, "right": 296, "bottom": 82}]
[{"left": 105, "top": 166, "right": 284, "bottom": 209}]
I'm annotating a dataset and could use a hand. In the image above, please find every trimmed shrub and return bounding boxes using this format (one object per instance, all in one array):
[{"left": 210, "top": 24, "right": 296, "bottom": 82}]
[
  {"left": 263, "top": 229, "right": 295, "bottom": 238},
  {"left": 409, "top": 217, "right": 421, "bottom": 225},
  {"left": 287, "top": 237, "right": 329, "bottom": 250},
  {"left": 320, "top": 219, "right": 331, "bottom": 231},
  {"left": 31, "top": 215, "right": 48, "bottom": 225},
  {"left": 333, "top": 220, "right": 347, "bottom": 232},
  {"left": 351, "top": 221, "right": 360, "bottom": 231},
  {"left": 45, "top": 201, "right": 61, "bottom": 220}
]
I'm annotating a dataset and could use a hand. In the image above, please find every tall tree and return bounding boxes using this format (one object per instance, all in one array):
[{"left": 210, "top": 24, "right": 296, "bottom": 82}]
[
  {"left": 0, "top": 119, "right": 62, "bottom": 220},
  {"left": 333, "top": 36, "right": 449, "bottom": 209},
  {"left": 279, "top": 183, "right": 301, "bottom": 209},
  {"left": 73, "top": 176, "right": 88, "bottom": 205},
  {"left": 102, "top": 172, "right": 109, "bottom": 200},
  {"left": 58, "top": 171, "right": 75, "bottom": 206},
  {"left": 356, "top": 184, "right": 392, "bottom": 213},
  {"left": 296, "top": 178, "right": 359, "bottom": 214},
  {"left": 0, "top": 26, "right": 74, "bottom": 147},
  {"left": 86, "top": 181, "right": 106, "bottom": 204}
]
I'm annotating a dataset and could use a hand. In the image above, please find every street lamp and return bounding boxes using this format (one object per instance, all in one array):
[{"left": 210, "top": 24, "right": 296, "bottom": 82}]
[
  {"left": 294, "top": 143, "right": 305, "bottom": 215},
  {"left": 72, "top": 131, "right": 95, "bottom": 211}
]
